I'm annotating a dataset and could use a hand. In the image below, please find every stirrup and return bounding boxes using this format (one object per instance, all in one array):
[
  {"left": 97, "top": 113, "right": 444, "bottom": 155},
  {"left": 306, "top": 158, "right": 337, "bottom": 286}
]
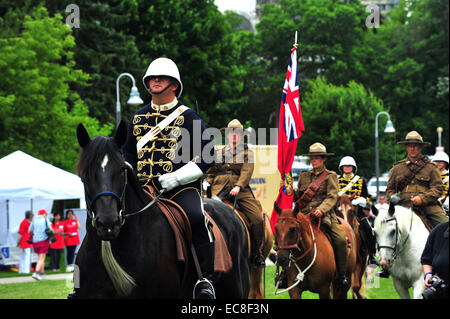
[
  {"left": 252, "top": 253, "right": 266, "bottom": 268},
  {"left": 193, "top": 278, "right": 216, "bottom": 299}
]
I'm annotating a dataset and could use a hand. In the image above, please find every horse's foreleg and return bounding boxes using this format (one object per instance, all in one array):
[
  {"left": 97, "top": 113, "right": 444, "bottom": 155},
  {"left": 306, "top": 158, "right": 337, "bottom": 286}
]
[
  {"left": 392, "top": 277, "right": 411, "bottom": 299},
  {"left": 319, "top": 284, "right": 331, "bottom": 299},
  {"left": 286, "top": 269, "right": 302, "bottom": 299},
  {"left": 411, "top": 279, "right": 425, "bottom": 299}
]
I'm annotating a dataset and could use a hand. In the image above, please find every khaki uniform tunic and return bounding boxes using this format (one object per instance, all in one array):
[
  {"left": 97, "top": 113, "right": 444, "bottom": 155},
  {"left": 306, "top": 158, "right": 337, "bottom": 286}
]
[
  {"left": 295, "top": 166, "right": 348, "bottom": 274},
  {"left": 207, "top": 144, "right": 263, "bottom": 238},
  {"left": 386, "top": 157, "right": 448, "bottom": 228},
  {"left": 295, "top": 167, "right": 339, "bottom": 215}
]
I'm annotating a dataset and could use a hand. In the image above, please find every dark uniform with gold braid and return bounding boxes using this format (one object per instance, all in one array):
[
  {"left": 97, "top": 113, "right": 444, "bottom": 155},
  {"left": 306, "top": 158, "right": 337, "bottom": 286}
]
[
  {"left": 337, "top": 156, "right": 378, "bottom": 266},
  {"left": 123, "top": 57, "right": 216, "bottom": 299}
]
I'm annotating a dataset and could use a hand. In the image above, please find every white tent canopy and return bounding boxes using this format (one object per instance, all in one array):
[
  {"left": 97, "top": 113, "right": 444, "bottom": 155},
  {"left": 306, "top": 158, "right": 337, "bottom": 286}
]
[{"left": 0, "top": 150, "right": 85, "bottom": 245}]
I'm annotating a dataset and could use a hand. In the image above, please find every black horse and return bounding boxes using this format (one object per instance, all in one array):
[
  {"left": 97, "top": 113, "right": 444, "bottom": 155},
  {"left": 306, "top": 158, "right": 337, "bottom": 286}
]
[{"left": 72, "top": 122, "right": 249, "bottom": 298}]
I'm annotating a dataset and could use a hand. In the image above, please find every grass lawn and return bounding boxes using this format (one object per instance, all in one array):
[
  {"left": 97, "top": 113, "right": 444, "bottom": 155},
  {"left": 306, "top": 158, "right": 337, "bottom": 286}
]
[
  {"left": 0, "top": 279, "right": 73, "bottom": 299},
  {"left": 0, "top": 264, "right": 405, "bottom": 299},
  {"left": 262, "top": 265, "right": 404, "bottom": 299}
]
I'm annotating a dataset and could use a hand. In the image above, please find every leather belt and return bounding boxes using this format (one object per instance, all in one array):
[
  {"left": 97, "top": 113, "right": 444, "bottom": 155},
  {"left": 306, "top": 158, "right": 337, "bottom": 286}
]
[{"left": 215, "top": 170, "right": 239, "bottom": 176}]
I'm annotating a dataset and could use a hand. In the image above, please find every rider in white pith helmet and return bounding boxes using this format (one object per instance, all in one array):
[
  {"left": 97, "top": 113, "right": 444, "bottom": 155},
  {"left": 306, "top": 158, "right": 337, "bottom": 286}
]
[
  {"left": 123, "top": 57, "right": 216, "bottom": 299},
  {"left": 337, "top": 156, "right": 378, "bottom": 266},
  {"left": 432, "top": 151, "right": 449, "bottom": 207},
  {"left": 142, "top": 57, "right": 184, "bottom": 98},
  {"left": 339, "top": 156, "right": 358, "bottom": 173}
]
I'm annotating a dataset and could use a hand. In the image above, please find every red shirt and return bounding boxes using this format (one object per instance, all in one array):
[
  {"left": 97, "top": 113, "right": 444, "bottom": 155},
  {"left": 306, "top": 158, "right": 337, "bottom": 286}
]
[
  {"left": 18, "top": 219, "right": 31, "bottom": 249},
  {"left": 50, "top": 221, "right": 65, "bottom": 249},
  {"left": 64, "top": 219, "right": 80, "bottom": 246}
]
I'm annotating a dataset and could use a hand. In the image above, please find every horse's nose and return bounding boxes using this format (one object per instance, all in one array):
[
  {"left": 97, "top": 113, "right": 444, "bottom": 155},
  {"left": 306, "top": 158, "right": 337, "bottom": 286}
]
[
  {"left": 276, "top": 253, "right": 289, "bottom": 267},
  {"left": 379, "top": 257, "right": 386, "bottom": 268},
  {"left": 379, "top": 257, "right": 391, "bottom": 269}
]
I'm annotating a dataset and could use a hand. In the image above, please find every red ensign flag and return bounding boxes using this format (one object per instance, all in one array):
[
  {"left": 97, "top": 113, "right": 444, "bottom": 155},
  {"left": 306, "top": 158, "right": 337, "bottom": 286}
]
[{"left": 270, "top": 45, "right": 304, "bottom": 234}]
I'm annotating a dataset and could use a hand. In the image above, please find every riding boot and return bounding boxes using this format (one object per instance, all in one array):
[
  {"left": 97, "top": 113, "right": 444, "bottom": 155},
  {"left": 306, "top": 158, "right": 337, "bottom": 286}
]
[
  {"left": 250, "top": 220, "right": 265, "bottom": 268},
  {"left": 193, "top": 242, "right": 216, "bottom": 299},
  {"left": 357, "top": 216, "right": 378, "bottom": 266},
  {"left": 329, "top": 215, "right": 350, "bottom": 290}
]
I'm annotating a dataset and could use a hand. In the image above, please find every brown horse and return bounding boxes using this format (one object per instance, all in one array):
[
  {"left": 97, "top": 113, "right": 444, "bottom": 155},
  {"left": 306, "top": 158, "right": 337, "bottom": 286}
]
[
  {"left": 337, "top": 195, "right": 368, "bottom": 299},
  {"left": 273, "top": 202, "right": 357, "bottom": 299},
  {"left": 248, "top": 211, "right": 273, "bottom": 299}
]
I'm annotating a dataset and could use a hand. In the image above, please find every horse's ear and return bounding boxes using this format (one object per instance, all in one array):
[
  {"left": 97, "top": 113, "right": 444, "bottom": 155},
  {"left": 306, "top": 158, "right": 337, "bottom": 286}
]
[
  {"left": 114, "top": 120, "right": 128, "bottom": 148},
  {"left": 274, "top": 201, "right": 281, "bottom": 215},
  {"left": 77, "top": 123, "right": 91, "bottom": 148},
  {"left": 293, "top": 202, "right": 300, "bottom": 216},
  {"left": 388, "top": 202, "right": 395, "bottom": 216}
]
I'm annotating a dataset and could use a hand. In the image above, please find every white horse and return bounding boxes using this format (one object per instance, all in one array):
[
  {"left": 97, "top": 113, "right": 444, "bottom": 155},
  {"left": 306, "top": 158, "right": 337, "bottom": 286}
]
[{"left": 374, "top": 205, "right": 429, "bottom": 299}]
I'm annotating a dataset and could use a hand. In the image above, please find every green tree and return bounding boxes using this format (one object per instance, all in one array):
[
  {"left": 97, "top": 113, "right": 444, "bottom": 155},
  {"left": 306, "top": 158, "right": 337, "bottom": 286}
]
[
  {"left": 355, "top": 0, "right": 449, "bottom": 152},
  {"left": 298, "top": 77, "right": 395, "bottom": 178},
  {"left": 1, "top": 0, "right": 145, "bottom": 126},
  {"left": 0, "top": 6, "right": 112, "bottom": 171},
  {"left": 126, "top": 0, "right": 248, "bottom": 128}
]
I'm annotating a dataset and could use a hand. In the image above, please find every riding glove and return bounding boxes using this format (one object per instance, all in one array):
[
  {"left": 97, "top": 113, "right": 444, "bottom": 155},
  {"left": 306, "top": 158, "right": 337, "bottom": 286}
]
[{"left": 159, "top": 161, "right": 203, "bottom": 191}]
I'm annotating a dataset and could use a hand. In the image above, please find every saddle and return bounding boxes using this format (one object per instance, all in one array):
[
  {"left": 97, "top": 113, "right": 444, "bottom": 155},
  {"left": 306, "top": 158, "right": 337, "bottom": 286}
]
[
  {"left": 141, "top": 186, "right": 232, "bottom": 273},
  {"left": 221, "top": 200, "right": 252, "bottom": 257}
]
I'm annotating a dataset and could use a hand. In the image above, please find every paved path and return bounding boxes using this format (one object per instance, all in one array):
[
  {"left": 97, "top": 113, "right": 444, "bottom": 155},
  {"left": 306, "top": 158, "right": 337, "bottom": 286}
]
[{"left": 0, "top": 273, "right": 73, "bottom": 285}]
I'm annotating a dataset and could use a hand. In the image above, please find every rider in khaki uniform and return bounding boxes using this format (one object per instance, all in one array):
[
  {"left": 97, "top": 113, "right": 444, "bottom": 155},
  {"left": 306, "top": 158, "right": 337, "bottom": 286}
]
[
  {"left": 294, "top": 143, "right": 349, "bottom": 289},
  {"left": 207, "top": 119, "right": 265, "bottom": 267},
  {"left": 386, "top": 131, "right": 448, "bottom": 229}
]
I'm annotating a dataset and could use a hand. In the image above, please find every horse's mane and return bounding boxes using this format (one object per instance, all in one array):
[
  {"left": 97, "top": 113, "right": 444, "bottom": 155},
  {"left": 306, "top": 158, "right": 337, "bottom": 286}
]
[
  {"left": 76, "top": 136, "right": 124, "bottom": 181},
  {"left": 339, "top": 195, "right": 352, "bottom": 207}
]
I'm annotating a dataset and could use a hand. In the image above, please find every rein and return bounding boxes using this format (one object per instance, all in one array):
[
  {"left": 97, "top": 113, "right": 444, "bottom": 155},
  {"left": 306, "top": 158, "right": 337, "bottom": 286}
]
[{"left": 274, "top": 212, "right": 320, "bottom": 295}]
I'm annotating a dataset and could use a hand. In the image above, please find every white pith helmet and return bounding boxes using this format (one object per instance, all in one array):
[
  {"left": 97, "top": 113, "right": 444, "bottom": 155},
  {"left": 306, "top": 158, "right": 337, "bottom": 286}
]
[
  {"left": 432, "top": 151, "right": 449, "bottom": 164},
  {"left": 339, "top": 156, "right": 357, "bottom": 173},
  {"left": 142, "top": 57, "right": 183, "bottom": 97}
]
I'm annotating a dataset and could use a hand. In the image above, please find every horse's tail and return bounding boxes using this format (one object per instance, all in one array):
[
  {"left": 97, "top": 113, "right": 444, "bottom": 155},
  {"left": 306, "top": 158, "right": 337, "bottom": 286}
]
[{"left": 101, "top": 240, "right": 136, "bottom": 297}]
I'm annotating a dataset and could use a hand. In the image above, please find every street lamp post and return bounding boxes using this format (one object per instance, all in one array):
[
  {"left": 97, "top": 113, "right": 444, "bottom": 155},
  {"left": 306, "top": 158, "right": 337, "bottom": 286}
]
[
  {"left": 116, "top": 73, "right": 144, "bottom": 128},
  {"left": 437, "top": 126, "right": 443, "bottom": 147},
  {"left": 375, "top": 111, "right": 395, "bottom": 200}
]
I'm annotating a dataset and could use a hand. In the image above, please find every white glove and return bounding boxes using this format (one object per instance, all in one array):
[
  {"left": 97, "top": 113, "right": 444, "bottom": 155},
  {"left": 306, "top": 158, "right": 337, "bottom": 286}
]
[
  {"left": 202, "top": 180, "right": 210, "bottom": 192},
  {"left": 158, "top": 161, "right": 203, "bottom": 192},
  {"left": 351, "top": 197, "right": 367, "bottom": 207},
  {"left": 443, "top": 197, "right": 449, "bottom": 211}
]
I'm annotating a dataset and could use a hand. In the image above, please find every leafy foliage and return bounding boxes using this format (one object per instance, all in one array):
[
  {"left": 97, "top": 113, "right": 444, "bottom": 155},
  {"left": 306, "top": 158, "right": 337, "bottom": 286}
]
[{"left": 0, "top": 6, "right": 112, "bottom": 172}]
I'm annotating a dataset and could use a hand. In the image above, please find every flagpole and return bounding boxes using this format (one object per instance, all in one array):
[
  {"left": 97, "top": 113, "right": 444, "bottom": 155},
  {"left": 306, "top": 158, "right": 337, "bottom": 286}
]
[{"left": 294, "top": 30, "right": 298, "bottom": 48}]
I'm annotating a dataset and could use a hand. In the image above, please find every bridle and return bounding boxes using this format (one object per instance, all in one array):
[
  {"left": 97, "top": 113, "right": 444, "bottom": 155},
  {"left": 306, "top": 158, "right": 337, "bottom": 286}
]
[
  {"left": 84, "top": 166, "right": 128, "bottom": 229},
  {"left": 273, "top": 213, "right": 318, "bottom": 295},
  {"left": 84, "top": 162, "right": 160, "bottom": 230},
  {"left": 377, "top": 210, "right": 413, "bottom": 261},
  {"left": 274, "top": 213, "right": 319, "bottom": 260}
]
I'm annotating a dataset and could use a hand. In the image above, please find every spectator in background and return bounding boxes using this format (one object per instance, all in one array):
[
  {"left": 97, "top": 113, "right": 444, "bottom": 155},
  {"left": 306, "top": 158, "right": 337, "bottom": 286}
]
[
  {"left": 64, "top": 209, "right": 81, "bottom": 272},
  {"left": 18, "top": 210, "right": 33, "bottom": 274},
  {"left": 29, "top": 209, "right": 52, "bottom": 280},
  {"left": 375, "top": 195, "right": 389, "bottom": 215},
  {"left": 48, "top": 212, "right": 65, "bottom": 271}
]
